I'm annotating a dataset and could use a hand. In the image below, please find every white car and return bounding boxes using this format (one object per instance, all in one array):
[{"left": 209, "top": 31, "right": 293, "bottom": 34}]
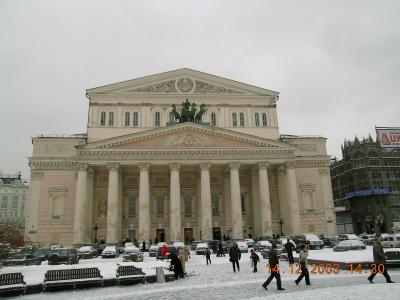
[
  {"left": 305, "top": 234, "right": 324, "bottom": 249},
  {"left": 195, "top": 243, "right": 210, "bottom": 255},
  {"left": 124, "top": 242, "right": 134, "bottom": 248},
  {"left": 254, "top": 240, "right": 272, "bottom": 251},
  {"left": 244, "top": 239, "right": 255, "bottom": 248},
  {"left": 149, "top": 245, "right": 158, "bottom": 257},
  {"left": 382, "top": 234, "right": 400, "bottom": 248},
  {"left": 236, "top": 241, "right": 248, "bottom": 253},
  {"left": 173, "top": 241, "right": 185, "bottom": 250},
  {"left": 102, "top": 245, "right": 118, "bottom": 258}
]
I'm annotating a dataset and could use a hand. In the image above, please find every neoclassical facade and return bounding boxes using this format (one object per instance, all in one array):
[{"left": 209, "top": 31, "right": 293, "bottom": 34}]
[{"left": 26, "top": 68, "right": 336, "bottom": 246}]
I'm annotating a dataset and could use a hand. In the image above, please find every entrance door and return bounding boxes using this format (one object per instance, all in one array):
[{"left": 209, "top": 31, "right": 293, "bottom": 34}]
[
  {"left": 213, "top": 227, "right": 221, "bottom": 241},
  {"left": 184, "top": 228, "right": 193, "bottom": 244},
  {"left": 156, "top": 229, "right": 166, "bottom": 242}
]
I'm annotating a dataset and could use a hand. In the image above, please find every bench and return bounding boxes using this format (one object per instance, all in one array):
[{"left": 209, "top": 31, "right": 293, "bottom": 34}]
[
  {"left": 116, "top": 265, "right": 145, "bottom": 285},
  {"left": 43, "top": 267, "right": 103, "bottom": 291},
  {"left": 0, "top": 272, "right": 26, "bottom": 296}
]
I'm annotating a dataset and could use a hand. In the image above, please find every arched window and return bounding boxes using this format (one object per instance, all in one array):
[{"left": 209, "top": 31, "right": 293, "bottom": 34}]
[
  {"left": 232, "top": 113, "right": 237, "bottom": 127},
  {"left": 100, "top": 112, "right": 106, "bottom": 126},
  {"left": 155, "top": 111, "right": 161, "bottom": 127},
  {"left": 133, "top": 112, "right": 139, "bottom": 127},
  {"left": 239, "top": 112, "right": 245, "bottom": 127},
  {"left": 2, "top": 196, "right": 8, "bottom": 209},
  {"left": 125, "top": 112, "right": 130, "bottom": 126},
  {"left": 254, "top": 113, "right": 260, "bottom": 127},
  {"left": 211, "top": 112, "right": 217, "bottom": 126},
  {"left": 108, "top": 112, "right": 114, "bottom": 126},
  {"left": 12, "top": 196, "right": 18, "bottom": 209},
  {"left": 262, "top": 113, "right": 267, "bottom": 127}
]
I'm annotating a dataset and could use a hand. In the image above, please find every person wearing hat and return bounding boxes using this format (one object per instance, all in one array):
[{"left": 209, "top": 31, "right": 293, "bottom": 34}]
[
  {"left": 295, "top": 244, "right": 311, "bottom": 286},
  {"left": 367, "top": 235, "right": 395, "bottom": 283},
  {"left": 262, "top": 242, "right": 285, "bottom": 291}
]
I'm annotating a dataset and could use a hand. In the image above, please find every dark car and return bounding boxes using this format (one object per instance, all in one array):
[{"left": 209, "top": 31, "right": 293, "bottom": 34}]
[
  {"left": 3, "top": 254, "right": 41, "bottom": 266},
  {"left": 156, "top": 245, "right": 177, "bottom": 260},
  {"left": 320, "top": 236, "right": 339, "bottom": 248},
  {"left": 291, "top": 234, "right": 324, "bottom": 250},
  {"left": 78, "top": 246, "right": 98, "bottom": 259},
  {"left": 48, "top": 248, "right": 79, "bottom": 265},
  {"left": 32, "top": 248, "right": 51, "bottom": 261}
]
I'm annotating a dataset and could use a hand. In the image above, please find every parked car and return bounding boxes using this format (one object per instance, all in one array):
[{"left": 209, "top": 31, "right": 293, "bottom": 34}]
[
  {"left": 382, "top": 234, "right": 400, "bottom": 248},
  {"left": 124, "top": 242, "right": 134, "bottom": 248},
  {"left": 172, "top": 241, "right": 185, "bottom": 250},
  {"left": 261, "top": 243, "right": 284, "bottom": 258},
  {"left": 190, "top": 240, "right": 203, "bottom": 251},
  {"left": 50, "top": 244, "right": 63, "bottom": 250},
  {"left": 236, "top": 241, "right": 249, "bottom": 253},
  {"left": 359, "top": 233, "right": 375, "bottom": 245},
  {"left": 78, "top": 245, "right": 98, "bottom": 258},
  {"left": 195, "top": 243, "right": 210, "bottom": 255},
  {"left": 122, "top": 246, "right": 144, "bottom": 262},
  {"left": 254, "top": 240, "right": 272, "bottom": 251},
  {"left": 149, "top": 245, "right": 158, "bottom": 257},
  {"left": 32, "top": 247, "right": 51, "bottom": 261},
  {"left": 3, "top": 254, "right": 41, "bottom": 266},
  {"left": 320, "top": 235, "right": 339, "bottom": 248},
  {"left": 291, "top": 234, "right": 324, "bottom": 250},
  {"left": 101, "top": 245, "right": 118, "bottom": 258},
  {"left": 384, "top": 248, "right": 400, "bottom": 266},
  {"left": 338, "top": 234, "right": 362, "bottom": 241},
  {"left": 96, "top": 244, "right": 106, "bottom": 256},
  {"left": 48, "top": 248, "right": 79, "bottom": 265},
  {"left": 333, "top": 240, "right": 366, "bottom": 252},
  {"left": 156, "top": 245, "right": 177, "bottom": 259},
  {"left": 245, "top": 239, "right": 255, "bottom": 249}
]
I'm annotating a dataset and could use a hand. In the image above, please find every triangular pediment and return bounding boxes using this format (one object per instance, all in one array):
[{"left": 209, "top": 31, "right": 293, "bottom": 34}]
[
  {"left": 86, "top": 68, "right": 278, "bottom": 97},
  {"left": 80, "top": 123, "right": 292, "bottom": 151}
]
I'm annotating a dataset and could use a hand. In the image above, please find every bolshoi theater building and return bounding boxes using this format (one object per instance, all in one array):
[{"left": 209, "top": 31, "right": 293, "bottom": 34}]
[{"left": 25, "top": 68, "right": 336, "bottom": 247}]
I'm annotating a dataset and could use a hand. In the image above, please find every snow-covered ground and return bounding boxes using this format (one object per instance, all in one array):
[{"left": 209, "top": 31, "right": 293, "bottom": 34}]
[{"left": 1, "top": 247, "right": 400, "bottom": 299}]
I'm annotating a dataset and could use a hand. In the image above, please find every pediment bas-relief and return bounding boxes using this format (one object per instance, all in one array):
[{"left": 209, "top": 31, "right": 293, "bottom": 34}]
[{"left": 114, "top": 130, "right": 259, "bottom": 149}]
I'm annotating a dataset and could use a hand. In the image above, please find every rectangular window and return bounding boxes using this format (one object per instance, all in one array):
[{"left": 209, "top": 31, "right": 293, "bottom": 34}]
[
  {"left": 133, "top": 112, "right": 139, "bottom": 127},
  {"left": 128, "top": 196, "right": 136, "bottom": 216},
  {"left": 254, "top": 113, "right": 260, "bottom": 127},
  {"left": 156, "top": 196, "right": 164, "bottom": 217},
  {"left": 2, "top": 197, "right": 8, "bottom": 209},
  {"left": 241, "top": 193, "right": 246, "bottom": 214},
  {"left": 393, "top": 208, "right": 400, "bottom": 221},
  {"left": 262, "top": 113, "right": 267, "bottom": 126},
  {"left": 239, "top": 113, "right": 245, "bottom": 127},
  {"left": 232, "top": 113, "right": 237, "bottom": 127},
  {"left": 125, "top": 112, "right": 130, "bottom": 126},
  {"left": 184, "top": 195, "right": 192, "bottom": 217},
  {"left": 12, "top": 196, "right": 18, "bottom": 209},
  {"left": 155, "top": 112, "right": 161, "bottom": 127},
  {"left": 211, "top": 112, "right": 217, "bottom": 126},
  {"left": 109, "top": 112, "right": 114, "bottom": 126},
  {"left": 100, "top": 112, "right": 106, "bottom": 126},
  {"left": 212, "top": 194, "right": 220, "bottom": 216}
]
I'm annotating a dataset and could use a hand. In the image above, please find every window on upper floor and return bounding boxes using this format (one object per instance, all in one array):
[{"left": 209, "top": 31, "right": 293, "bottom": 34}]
[
  {"left": 128, "top": 196, "right": 136, "bottom": 217},
  {"left": 133, "top": 112, "right": 139, "bottom": 127},
  {"left": 12, "top": 196, "right": 18, "bottom": 209},
  {"left": 184, "top": 195, "right": 192, "bottom": 217},
  {"left": 262, "top": 113, "right": 267, "bottom": 126},
  {"left": 232, "top": 113, "right": 237, "bottom": 127},
  {"left": 100, "top": 112, "right": 106, "bottom": 126},
  {"left": 255, "top": 113, "right": 260, "bottom": 127},
  {"left": 108, "top": 112, "right": 114, "bottom": 126},
  {"left": 156, "top": 195, "right": 164, "bottom": 217},
  {"left": 239, "top": 112, "right": 245, "bottom": 127},
  {"left": 125, "top": 112, "right": 130, "bottom": 126},
  {"left": 211, "top": 112, "right": 217, "bottom": 127},
  {"left": 212, "top": 194, "right": 220, "bottom": 216},
  {"left": 155, "top": 111, "right": 161, "bottom": 127},
  {"left": 2, "top": 196, "right": 8, "bottom": 209}
]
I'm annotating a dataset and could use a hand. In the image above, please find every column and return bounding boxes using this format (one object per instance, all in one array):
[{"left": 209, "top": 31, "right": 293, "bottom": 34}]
[
  {"left": 277, "top": 166, "right": 291, "bottom": 235},
  {"left": 320, "top": 168, "right": 337, "bottom": 235},
  {"left": 250, "top": 168, "right": 261, "bottom": 237},
  {"left": 223, "top": 172, "right": 232, "bottom": 237},
  {"left": 106, "top": 163, "right": 119, "bottom": 244},
  {"left": 117, "top": 172, "right": 123, "bottom": 241},
  {"left": 25, "top": 171, "right": 43, "bottom": 243},
  {"left": 169, "top": 163, "right": 181, "bottom": 241},
  {"left": 286, "top": 162, "right": 301, "bottom": 234},
  {"left": 73, "top": 164, "right": 88, "bottom": 244},
  {"left": 230, "top": 162, "right": 243, "bottom": 239},
  {"left": 200, "top": 163, "right": 212, "bottom": 240},
  {"left": 85, "top": 168, "right": 94, "bottom": 243},
  {"left": 138, "top": 163, "right": 151, "bottom": 242},
  {"left": 258, "top": 162, "right": 272, "bottom": 236}
]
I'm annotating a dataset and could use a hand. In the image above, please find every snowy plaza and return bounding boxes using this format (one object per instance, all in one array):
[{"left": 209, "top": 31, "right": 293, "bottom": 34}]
[{"left": 2, "top": 246, "right": 400, "bottom": 300}]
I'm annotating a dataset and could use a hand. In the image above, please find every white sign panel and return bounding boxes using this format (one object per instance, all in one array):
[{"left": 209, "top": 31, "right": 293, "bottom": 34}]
[{"left": 376, "top": 127, "right": 400, "bottom": 148}]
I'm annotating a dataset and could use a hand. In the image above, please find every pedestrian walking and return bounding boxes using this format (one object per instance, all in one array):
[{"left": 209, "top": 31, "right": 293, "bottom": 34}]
[
  {"left": 170, "top": 253, "right": 184, "bottom": 279},
  {"left": 368, "top": 235, "right": 395, "bottom": 284},
  {"left": 229, "top": 243, "right": 241, "bottom": 272},
  {"left": 262, "top": 243, "right": 285, "bottom": 290},
  {"left": 205, "top": 247, "right": 212, "bottom": 265},
  {"left": 295, "top": 244, "right": 311, "bottom": 286},
  {"left": 284, "top": 239, "right": 295, "bottom": 265},
  {"left": 250, "top": 249, "right": 260, "bottom": 272}
]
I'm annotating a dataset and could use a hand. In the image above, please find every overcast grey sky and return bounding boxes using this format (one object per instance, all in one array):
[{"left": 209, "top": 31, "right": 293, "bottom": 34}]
[{"left": 1, "top": 0, "right": 399, "bottom": 178}]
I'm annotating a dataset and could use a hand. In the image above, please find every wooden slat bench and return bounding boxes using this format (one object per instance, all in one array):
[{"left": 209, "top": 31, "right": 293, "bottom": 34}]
[
  {"left": 116, "top": 265, "right": 145, "bottom": 285},
  {"left": 0, "top": 272, "right": 26, "bottom": 296},
  {"left": 43, "top": 267, "right": 103, "bottom": 291}
]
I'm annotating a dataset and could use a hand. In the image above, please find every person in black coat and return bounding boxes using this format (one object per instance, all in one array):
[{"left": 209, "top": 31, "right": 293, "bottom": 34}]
[
  {"left": 229, "top": 243, "right": 241, "bottom": 272},
  {"left": 170, "top": 253, "right": 184, "bottom": 279},
  {"left": 368, "top": 235, "right": 395, "bottom": 283},
  {"left": 205, "top": 247, "right": 212, "bottom": 265},
  {"left": 284, "top": 239, "right": 295, "bottom": 265},
  {"left": 262, "top": 243, "right": 285, "bottom": 290}
]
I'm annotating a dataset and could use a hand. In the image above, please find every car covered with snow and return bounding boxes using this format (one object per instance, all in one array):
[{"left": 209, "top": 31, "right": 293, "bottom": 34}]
[
  {"left": 245, "top": 239, "right": 254, "bottom": 249},
  {"left": 172, "top": 241, "right": 185, "bottom": 250},
  {"left": 333, "top": 240, "right": 366, "bottom": 252},
  {"left": 338, "top": 234, "right": 363, "bottom": 242},
  {"left": 3, "top": 254, "right": 42, "bottom": 266},
  {"left": 101, "top": 245, "right": 118, "bottom": 258},
  {"left": 382, "top": 234, "right": 400, "bottom": 248},
  {"left": 122, "top": 246, "right": 144, "bottom": 262},
  {"left": 48, "top": 248, "right": 79, "bottom": 265},
  {"left": 195, "top": 243, "right": 210, "bottom": 255},
  {"left": 78, "top": 245, "right": 98, "bottom": 259},
  {"left": 359, "top": 233, "right": 375, "bottom": 245},
  {"left": 149, "top": 244, "right": 159, "bottom": 257},
  {"left": 236, "top": 241, "right": 249, "bottom": 253},
  {"left": 157, "top": 245, "right": 177, "bottom": 259},
  {"left": 384, "top": 248, "right": 400, "bottom": 266},
  {"left": 254, "top": 240, "right": 272, "bottom": 251},
  {"left": 292, "top": 233, "right": 324, "bottom": 250},
  {"left": 32, "top": 247, "right": 51, "bottom": 261}
]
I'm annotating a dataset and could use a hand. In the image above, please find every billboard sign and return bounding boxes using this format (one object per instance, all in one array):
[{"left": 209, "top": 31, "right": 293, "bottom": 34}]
[
  {"left": 345, "top": 187, "right": 389, "bottom": 198},
  {"left": 376, "top": 127, "right": 400, "bottom": 148}
]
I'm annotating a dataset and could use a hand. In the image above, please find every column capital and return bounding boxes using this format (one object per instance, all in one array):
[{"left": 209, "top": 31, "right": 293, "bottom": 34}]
[
  {"left": 229, "top": 162, "right": 240, "bottom": 170},
  {"left": 258, "top": 162, "right": 270, "bottom": 169},
  {"left": 77, "top": 163, "right": 88, "bottom": 171},
  {"left": 138, "top": 162, "right": 150, "bottom": 171},
  {"left": 107, "top": 163, "right": 120, "bottom": 171},
  {"left": 169, "top": 162, "right": 180, "bottom": 171},
  {"left": 277, "top": 165, "right": 286, "bottom": 176},
  {"left": 31, "top": 171, "right": 44, "bottom": 180},
  {"left": 200, "top": 162, "right": 211, "bottom": 170}
]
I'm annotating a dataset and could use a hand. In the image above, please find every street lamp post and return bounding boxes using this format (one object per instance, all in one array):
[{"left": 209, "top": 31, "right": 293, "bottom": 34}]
[
  {"left": 93, "top": 223, "right": 98, "bottom": 244},
  {"left": 278, "top": 216, "right": 284, "bottom": 237},
  {"left": 200, "top": 230, "right": 202, "bottom": 240}
]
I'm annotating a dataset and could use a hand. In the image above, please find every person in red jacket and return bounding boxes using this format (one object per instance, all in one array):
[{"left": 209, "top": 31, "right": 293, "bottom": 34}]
[
  {"left": 162, "top": 244, "right": 170, "bottom": 258},
  {"left": 250, "top": 249, "right": 260, "bottom": 272}
]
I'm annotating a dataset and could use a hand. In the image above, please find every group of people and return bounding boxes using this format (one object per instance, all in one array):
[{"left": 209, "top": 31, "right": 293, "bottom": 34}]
[{"left": 169, "top": 246, "right": 191, "bottom": 279}]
